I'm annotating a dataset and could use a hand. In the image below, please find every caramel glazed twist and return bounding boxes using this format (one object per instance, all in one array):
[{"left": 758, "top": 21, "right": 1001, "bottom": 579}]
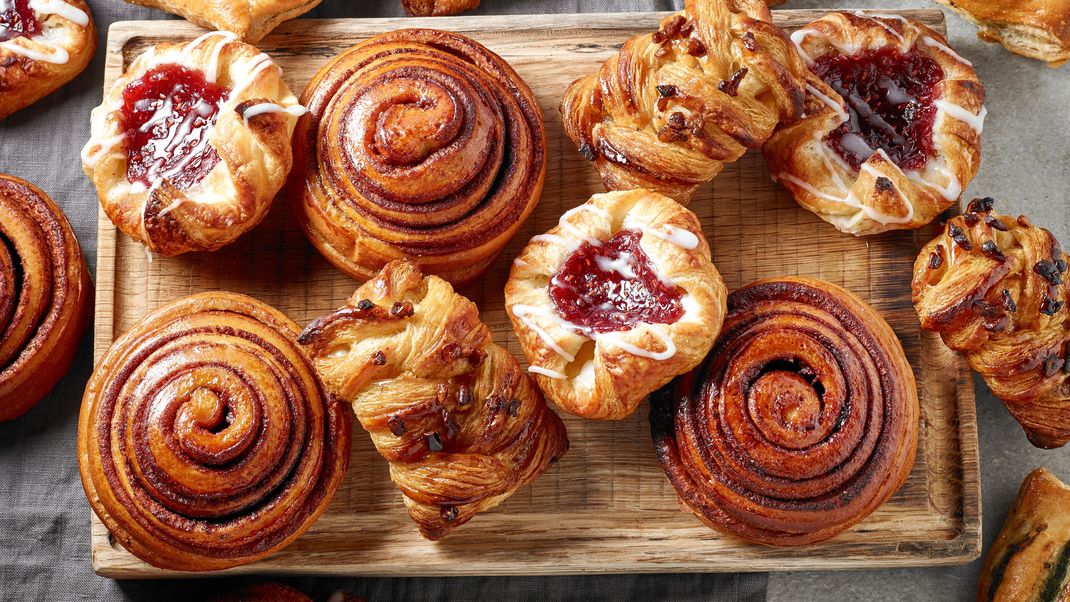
[
  {"left": 300, "top": 260, "right": 569, "bottom": 540},
  {"left": 561, "top": 0, "right": 806, "bottom": 203},
  {"left": 913, "top": 198, "right": 1070, "bottom": 449},
  {"left": 79, "top": 293, "right": 351, "bottom": 571}
]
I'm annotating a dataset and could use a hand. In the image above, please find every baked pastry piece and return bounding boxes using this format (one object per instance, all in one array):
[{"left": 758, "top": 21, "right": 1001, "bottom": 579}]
[
  {"left": 0, "top": 0, "right": 96, "bottom": 120},
  {"left": 0, "top": 175, "right": 91, "bottom": 421},
  {"left": 299, "top": 260, "right": 568, "bottom": 540},
  {"left": 913, "top": 198, "right": 1070, "bottom": 449},
  {"left": 560, "top": 0, "right": 807, "bottom": 203},
  {"left": 82, "top": 31, "right": 305, "bottom": 257},
  {"left": 504, "top": 189, "right": 726, "bottom": 420},
  {"left": 291, "top": 29, "right": 545, "bottom": 286},
  {"left": 401, "top": 0, "right": 479, "bottom": 16},
  {"left": 651, "top": 277, "right": 919, "bottom": 546},
  {"left": 79, "top": 292, "right": 350, "bottom": 571},
  {"left": 763, "top": 12, "right": 986, "bottom": 236},
  {"left": 935, "top": 0, "right": 1070, "bottom": 67},
  {"left": 979, "top": 468, "right": 1070, "bottom": 601},
  {"left": 124, "top": 0, "right": 320, "bottom": 43}
]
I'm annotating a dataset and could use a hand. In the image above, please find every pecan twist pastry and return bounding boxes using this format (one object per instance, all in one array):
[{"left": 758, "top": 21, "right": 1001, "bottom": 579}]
[
  {"left": 124, "top": 0, "right": 320, "bottom": 42},
  {"left": 78, "top": 292, "right": 351, "bottom": 571},
  {"left": 561, "top": 0, "right": 806, "bottom": 203},
  {"left": 0, "top": 175, "right": 91, "bottom": 421},
  {"left": 651, "top": 278, "right": 919, "bottom": 546},
  {"left": 82, "top": 31, "right": 305, "bottom": 256},
  {"left": 0, "top": 0, "right": 96, "bottom": 120},
  {"left": 292, "top": 29, "right": 546, "bottom": 286},
  {"left": 764, "top": 12, "right": 985, "bottom": 235},
  {"left": 401, "top": 0, "right": 479, "bottom": 16},
  {"left": 979, "top": 468, "right": 1070, "bottom": 602},
  {"left": 913, "top": 199, "right": 1070, "bottom": 448},
  {"left": 299, "top": 260, "right": 568, "bottom": 540},
  {"left": 505, "top": 189, "right": 726, "bottom": 420},
  {"left": 935, "top": 0, "right": 1070, "bottom": 67}
]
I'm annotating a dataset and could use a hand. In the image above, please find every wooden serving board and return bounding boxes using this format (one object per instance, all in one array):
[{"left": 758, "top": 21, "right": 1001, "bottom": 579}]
[{"left": 92, "top": 9, "right": 981, "bottom": 578}]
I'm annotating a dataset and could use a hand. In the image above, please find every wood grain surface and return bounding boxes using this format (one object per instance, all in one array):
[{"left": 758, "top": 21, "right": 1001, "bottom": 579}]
[{"left": 91, "top": 9, "right": 981, "bottom": 578}]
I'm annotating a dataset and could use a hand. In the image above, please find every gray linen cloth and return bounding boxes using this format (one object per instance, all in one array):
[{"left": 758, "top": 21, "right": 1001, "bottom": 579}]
[{"left": 0, "top": 0, "right": 767, "bottom": 599}]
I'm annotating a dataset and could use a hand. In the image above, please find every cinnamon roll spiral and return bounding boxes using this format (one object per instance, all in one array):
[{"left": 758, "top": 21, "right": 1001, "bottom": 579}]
[
  {"left": 292, "top": 29, "right": 546, "bottom": 286},
  {"left": 78, "top": 292, "right": 351, "bottom": 571},
  {"left": 650, "top": 278, "right": 918, "bottom": 546},
  {"left": 0, "top": 175, "right": 91, "bottom": 421}
]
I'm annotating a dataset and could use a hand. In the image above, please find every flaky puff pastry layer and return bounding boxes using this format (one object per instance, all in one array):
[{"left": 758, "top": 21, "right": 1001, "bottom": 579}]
[
  {"left": 763, "top": 12, "right": 985, "bottom": 236},
  {"left": 561, "top": 0, "right": 807, "bottom": 203},
  {"left": 0, "top": 0, "right": 96, "bottom": 120},
  {"left": 505, "top": 189, "right": 727, "bottom": 420},
  {"left": 82, "top": 32, "right": 303, "bottom": 256},
  {"left": 125, "top": 0, "right": 320, "bottom": 42},
  {"left": 913, "top": 199, "right": 1070, "bottom": 449},
  {"left": 299, "top": 260, "right": 569, "bottom": 540},
  {"left": 935, "top": 0, "right": 1070, "bottom": 67}
]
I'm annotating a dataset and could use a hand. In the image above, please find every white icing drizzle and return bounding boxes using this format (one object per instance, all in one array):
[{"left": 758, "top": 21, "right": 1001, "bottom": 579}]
[
  {"left": 80, "top": 133, "right": 126, "bottom": 167},
  {"left": 934, "top": 99, "right": 987, "bottom": 134},
  {"left": 595, "top": 325, "right": 676, "bottom": 361},
  {"left": 921, "top": 35, "right": 972, "bottom": 67},
  {"left": 155, "top": 197, "right": 184, "bottom": 218},
  {"left": 594, "top": 252, "right": 637, "bottom": 279},
  {"left": 557, "top": 204, "right": 608, "bottom": 246},
  {"left": 907, "top": 159, "right": 962, "bottom": 202},
  {"left": 181, "top": 31, "right": 238, "bottom": 83},
  {"left": 240, "top": 102, "right": 308, "bottom": 125},
  {"left": 229, "top": 52, "right": 275, "bottom": 98},
  {"left": 0, "top": 38, "right": 68, "bottom": 63},
  {"left": 528, "top": 366, "right": 567, "bottom": 380},
  {"left": 790, "top": 28, "right": 818, "bottom": 64},
  {"left": 510, "top": 304, "right": 579, "bottom": 362},
  {"left": 806, "top": 83, "right": 848, "bottom": 123},
  {"left": 778, "top": 170, "right": 913, "bottom": 226},
  {"left": 530, "top": 233, "right": 574, "bottom": 248},
  {"left": 28, "top": 0, "right": 88, "bottom": 26},
  {"left": 645, "top": 224, "right": 700, "bottom": 249}
]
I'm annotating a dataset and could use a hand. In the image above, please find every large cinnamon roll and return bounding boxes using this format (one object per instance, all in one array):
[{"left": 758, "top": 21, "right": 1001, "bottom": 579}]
[
  {"left": 0, "top": 175, "right": 91, "bottom": 421},
  {"left": 650, "top": 278, "right": 919, "bottom": 546},
  {"left": 291, "top": 29, "right": 546, "bottom": 286},
  {"left": 78, "top": 292, "right": 350, "bottom": 571}
]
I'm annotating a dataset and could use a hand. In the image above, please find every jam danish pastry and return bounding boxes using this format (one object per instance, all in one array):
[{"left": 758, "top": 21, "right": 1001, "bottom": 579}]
[
  {"left": 979, "top": 468, "right": 1070, "bottom": 602},
  {"left": 82, "top": 31, "right": 305, "bottom": 257},
  {"left": 0, "top": 0, "right": 95, "bottom": 120},
  {"left": 292, "top": 29, "right": 546, "bottom": 286},
  {"left": 561, "top": 0, "right": 807, "bottom": 203},
  {"left": 913, "top": 199, "right": 1070, "bottom": 449},
  {"left": 0, "top": 175, "right": 91, "bottom": 421},
  {"left": 651, "top": 278, "right": 919, "bottom": 546},
  {"left": 763, "top": 12, "right": 985, "bottom": 236},
  {"left": 299, "top": 260, "right": 569, "bottom": 540},
  {"left": 79, "top": 292, "right": 350, "bottom": 571},
  {"left": 124, "top": 0, "right": 320, "bottom": 43},
  {"left": 504, "top": 189, "right": 726, "bottom": 420}
]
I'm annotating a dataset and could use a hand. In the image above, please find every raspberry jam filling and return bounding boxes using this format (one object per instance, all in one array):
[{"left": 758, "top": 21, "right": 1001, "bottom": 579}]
[
  {"left": 812, "top": 46, "right": 943, "bottom": 171},
  {"left": 0, "top": 0, "right": 41, "bottom": 43},
  {"left": 120, "top": 63, "right": 230, "bottom": 190},
  {"left": 549, "top": 229, "right": 684, "bottom": 333}
]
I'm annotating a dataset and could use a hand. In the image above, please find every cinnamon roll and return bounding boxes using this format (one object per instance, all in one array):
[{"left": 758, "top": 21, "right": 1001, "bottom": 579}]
[
  {"left": 291, "top": 29, "right": 546, "bottom": 286},
  {"left": 299, "top": 260, "right": 568, "bottom": 540},
  {"left": 0, "top": 175, "right": 91, "bottom": 421},
  {"left": 78, "top": 292, "right": 350, "bottom": 571},
  {"left": 651, "top": 278, "right": 919, "bottom": 546},
  {"left": 912, "top": 199, "right": 1070, "bottom": 449},
  {"left": 560, "top": 0, "right": 807, "bottom": 203}
]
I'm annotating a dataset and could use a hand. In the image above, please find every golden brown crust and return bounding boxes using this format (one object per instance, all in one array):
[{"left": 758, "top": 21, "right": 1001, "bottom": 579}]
[
  {"left": 291, "top": 28, "right": 546, "bottom": 286},
  {"left": 0, "top": 0, "right": 96, "bottom": 120},
  {"left": 936, "top": 0, "right": 1070, "bottom": 66},
  {"left": 299, "top": 260, "right": 569, "bottom": 540},
  {"left": 762, "top": 12, "right": 985, "bottom": 236},
  {"left": 125, "top": 0, "right": 320, "bottom": 42},
  {"left": 0, "top": 175, "right": 91, "bottom": 421},
  {"left": 504, "top": 189, "right": 726, "bottom": 420},
  {"left": 912, "top": 199, "right": 1070, "bottom": 448},
  {"left": 401, "top": 0, "right": 479, "bottom": 16},
  {"left": 78, "top": 292, "right": 351, "bottom": 571},
  {"left": 979, "top": 468, "right": 1070, "bottom": 601},
  {"left": 82, "top": 32, "right": 303, "bottom": 256},
  {"left": 560, "top": 0, "right": 807, "bottom": 203},
  {"left": 651, "top": 277, "right": 919, "bottom": 546}
]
